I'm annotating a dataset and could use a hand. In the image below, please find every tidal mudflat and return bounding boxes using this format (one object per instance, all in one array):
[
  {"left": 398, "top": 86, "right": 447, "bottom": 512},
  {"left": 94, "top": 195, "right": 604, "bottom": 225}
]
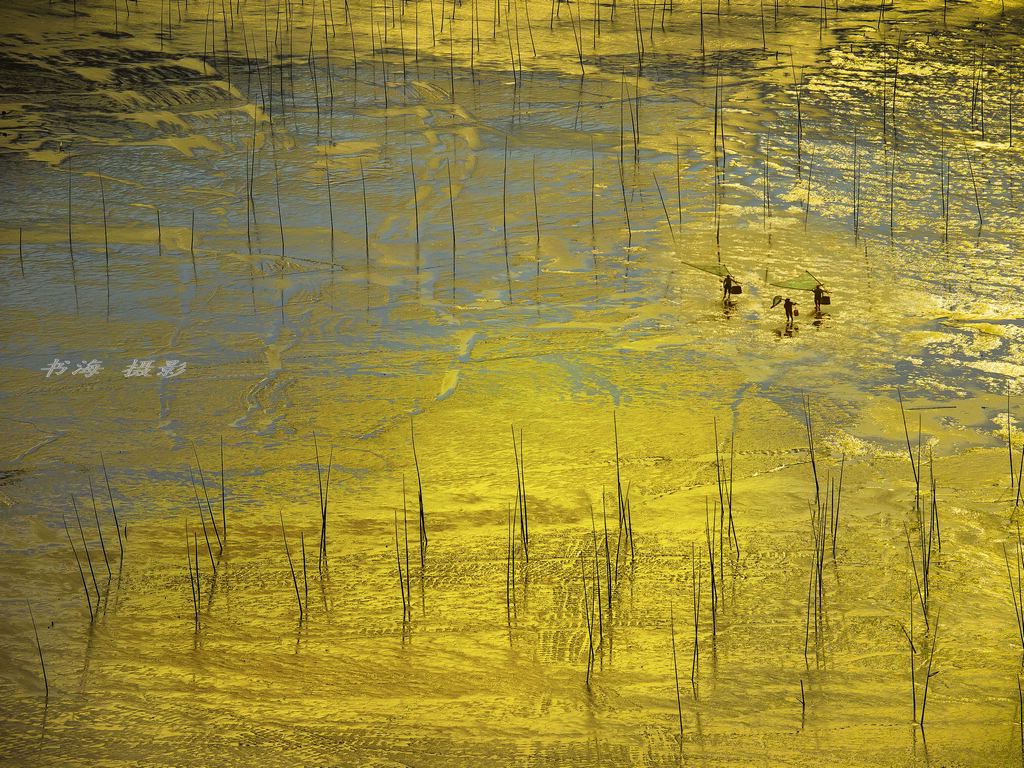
[{"left": 2, "top": 0, "right": 1024, "bottom": 764}]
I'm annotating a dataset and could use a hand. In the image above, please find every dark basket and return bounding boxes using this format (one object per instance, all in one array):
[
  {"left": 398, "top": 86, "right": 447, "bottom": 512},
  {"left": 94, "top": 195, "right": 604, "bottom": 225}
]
[
  {"left": 819, "top": 294, "right": 831, "bottom": 305},
  {"left": 730, "top": 284, "right": 743, "bottom": 294},
  {"left": 793, "top": 308, "right": 799, "bottom": 317}
]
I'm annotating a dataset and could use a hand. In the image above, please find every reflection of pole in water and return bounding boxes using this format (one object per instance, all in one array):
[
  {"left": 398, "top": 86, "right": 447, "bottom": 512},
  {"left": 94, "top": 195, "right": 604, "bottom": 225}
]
[
  {"left": 324, "top": 146, "right": 335, "bottom": 266},
  {"left": 99, "top": 171, "right": 111, "bottom": 314},
  {"left": 67, "top": 157, "right": 79, "bottom": 312},
  {"left": 447, "top": 162, "right": 456, "bottom": 295},
  {"left": 190, "top": 209, "right": 198, "bottom": 278},
  {"left": 359, "top": 158, "right": 370, "bottom": 269},
  {"left": 450, "top": 21, "right": 456, "bottom": 97},
  {"left": 764, "top": 132, "right": 772, "bottom": 237},
  {"left": 676, "top": 136, "right": 682, "bottom": 231},
  {"left": 699, "top": 0, "right": 705, "bottom": 59},
  {"left": 409, "top": 148, "right": 420, "bottom": 249},
  {"left": 618, "top": 162, "right": 631, "bottom": 248},
  {"left": 804, "top": 143, "right": 813, "bottom": 231},
  {"left": 532, "top": 155, "right": 540, "bottom": 275},
  {"left": 793, "top": 63, "right": 803, "bottom": 178},
  {"left": 503, "top": 137, "right": 511, "bottom": 292},
  {"left": 888, "top": 140, "right": 896, "bottom": 239},
  {"left": 759, "top": 0, "right": 766, "bottom": 49},
  {"left": 619, "top": 71, "right": 625, "bottom": 166},
  {"left": 852, "top": 128, "right": 858, "bottom": 239},
  {"left": 590, "top": 137, "right": 596, "bottom": 235}
]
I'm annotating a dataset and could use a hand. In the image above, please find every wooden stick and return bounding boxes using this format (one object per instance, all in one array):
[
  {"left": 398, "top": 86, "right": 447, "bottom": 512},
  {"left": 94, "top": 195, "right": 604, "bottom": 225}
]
[
  {"left": 192, "top": 444, "right": 222, "bottom": 550},
  {"left": 670, "top": 602, "right": 683, "bottom": 748},
  {"left": 325, "top": 147, "right": 335, "bottom": 266},
  {"left": 503, "top": 138, "right": 512, "bottom": 291},
  {"left": 190, "top": 467, "right": 217, "bottom": 575},
  {"left": 532, "top": 156, "right": 540, "bottom": 250},
  {"left": 412, "top": 417, "right": 427, "bottom": 564},
  {"left": 360, "top": 158, "right": 370, "bottom": 268},
  {"left": 301, "top": 531, "right": 309, "bottom": 613},
  {"left": 26, "top": 600, "right": 48, "bottom": 698},
  {"left": 186, "top": 521, "right": 198, "bottom": 626},
  {"left": 394, "top": 509, "right": 408, "bottom": 617},
  {"left": 64, "top": 511, "right": 94, "bottom": 622},
  {"left": 220, "top": 436, "right": 226, "bottom": 542},
  {"left": 691, "top": 542, "right": 700, "bottom": 686},
  {"left": 99, "top": 455, "right": 123, "bottom": 566},
  {"left": 190, "top": 209, "right": 198, "bottom": 277},
  {"left": 653, "top": 172, "right": 674, "bottom": 243},
  {"left": 71, "top": 496, "right": 101, "bottom": 604},
  {"left": 919, "top": 611, "right": 940, "bottom": 728},
  {"left": 99, "top": 171, "right": 111, "bottom": 295},
  {"left": 965, "top": 146, "right": 983, "bottom": 229},
  {"left": 410, "top": 148, "right": 420, "bottom": 246},
  {"left": 447, "top": 162, "right": 457, "bottom": 291},
  {"left": 281, "top": 512, "right": 304, "bottom": 621},
  {"left": 88, "top": 476, "right": 111, "bottom": 577},
  {"left": 67, "top": 161, "right": 79, "bottom": 310},
  {"left": 403, "top": 476, "right": 411, "bottom": 610}
]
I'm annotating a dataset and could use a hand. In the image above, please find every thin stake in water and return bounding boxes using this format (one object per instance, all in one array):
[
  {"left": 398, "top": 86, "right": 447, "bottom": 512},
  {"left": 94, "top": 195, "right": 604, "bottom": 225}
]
[
  {"left": 71, "top": 495, "right": 100, "bottom": 605},
  {"left": 412, "top": 417, "right": 427, "bottom": 564},
  {"left": 27, "top": 600, "right": 47, "bottom": 698},
  {"left": 64, "top": 510, "right": 94, "bottom": 622},
  {"left": 100, "top": 453, "right": 123, "bottom": 565},
  {"left": 280, "top": 512, "right": 304, "bottom": 621},
  {"left": 670, "top": 602, "right": 683, "bottom": 749},
  {"left": 88, "top": 476, "right": 111, "bottom": 578}
]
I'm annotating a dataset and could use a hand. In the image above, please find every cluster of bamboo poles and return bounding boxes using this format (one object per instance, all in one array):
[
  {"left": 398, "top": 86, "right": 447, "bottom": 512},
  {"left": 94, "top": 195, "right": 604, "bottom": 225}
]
[
  {"left": 393, "top": 418, "right": 428, "bottom": 620},
  {"left": 1003, "top": 390, "right": 1024, "bottom": 755},
  {"left": 149, "top": 0, "right": 934, "bottom": 104},
  {"left": 578, "top": 417, "right": 637, "bottom": 685},
  {"left": 64, "top": 455, "right": 126, "bottom": 625},
  {"left": 692, "top": 416, "right": 739, "bottom": 668},
  {"left": 277, "top": 431, "right": 334, "bottom": 623},
  {"left": 893, "top": 389, "right": 944, "bottom": 731},
  {"left": 801, "top": 396, "right": 844, "bottom": 668},
  {"left": 183, "top": 419, "right": 421, "bottom": 630},
  {"left": 37, "top": 0, "right": 1020, "bottom": 323},
  {"left": 40, "top": 395, "right": 1024, "bottom": 745},
  {"left": 670, "top": 417, "right": 742, "bottom": 748},
  {"left": 186, "top": 438, "right": 227, "bottom": 627},
  {"left": 49, "top": 91, "right": 1011, "bottom": 327}
]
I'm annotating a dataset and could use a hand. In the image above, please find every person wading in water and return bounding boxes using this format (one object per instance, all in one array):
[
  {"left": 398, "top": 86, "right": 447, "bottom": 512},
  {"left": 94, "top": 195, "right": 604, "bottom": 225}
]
[
  {"left": 770, "top": 296, "right": 797, "bottom": 324},
  {"left": 784, "top": 297, "right": 797, "bottom": 324}
]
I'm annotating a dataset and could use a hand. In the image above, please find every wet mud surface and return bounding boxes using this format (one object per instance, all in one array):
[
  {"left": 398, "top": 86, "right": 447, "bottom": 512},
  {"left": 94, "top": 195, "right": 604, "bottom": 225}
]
[{"left": 2, "top": 0, "right": 1024, "bottom": 764}]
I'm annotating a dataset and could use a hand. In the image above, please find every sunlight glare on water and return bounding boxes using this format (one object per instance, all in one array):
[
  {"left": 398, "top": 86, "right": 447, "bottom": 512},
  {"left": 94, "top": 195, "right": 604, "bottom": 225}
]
[{"left": 1, "top": 0, "right": 1024, "bottom": 764}]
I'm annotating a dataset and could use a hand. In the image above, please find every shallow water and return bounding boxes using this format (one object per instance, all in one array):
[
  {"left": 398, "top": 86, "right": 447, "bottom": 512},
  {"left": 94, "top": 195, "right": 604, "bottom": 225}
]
[{"left": 2, "top": 0, "right": 1024, "bottom": 764}]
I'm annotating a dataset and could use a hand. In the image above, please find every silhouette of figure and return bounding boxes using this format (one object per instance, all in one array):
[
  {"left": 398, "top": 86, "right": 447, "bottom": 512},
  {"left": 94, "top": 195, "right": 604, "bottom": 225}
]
[
  {"left": 784, "top": 297, "right": 796, "bottom": 324},
  {"left": 722, "top": 274, "right": 735, "bottom": 302},
  {"left": 813, "top": 284, "right": 825, "bottom": 313}
]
